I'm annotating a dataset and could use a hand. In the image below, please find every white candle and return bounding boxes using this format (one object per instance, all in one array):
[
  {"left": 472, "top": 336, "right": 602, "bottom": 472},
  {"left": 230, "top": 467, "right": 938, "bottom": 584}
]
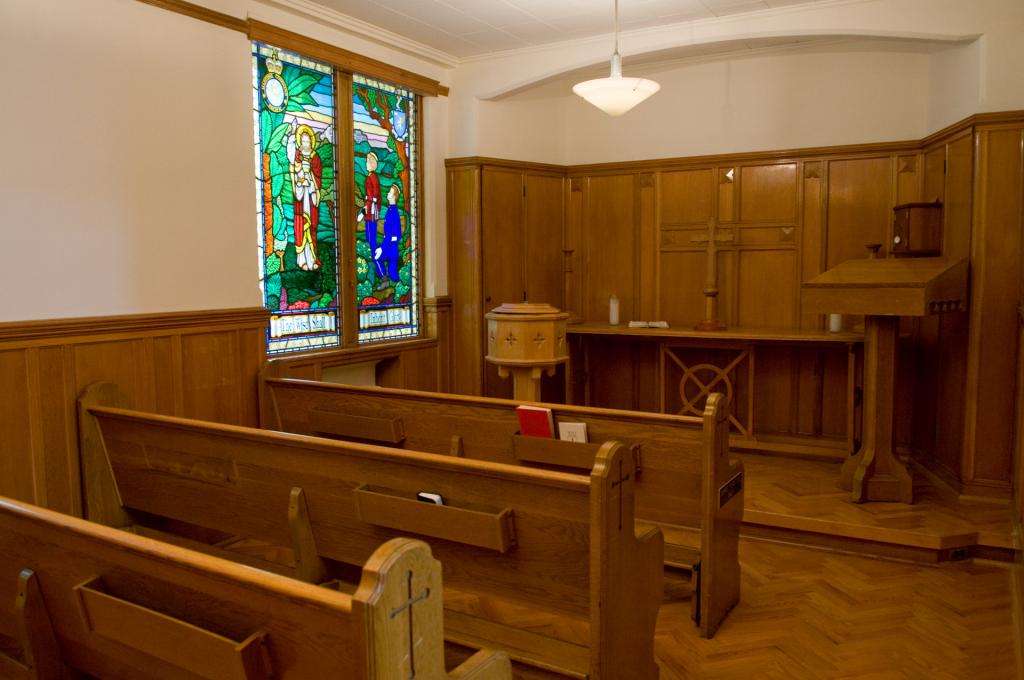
[
  {"left": 829, "top": 313, "right": 842, "bottom": 333},
  {"left": 609, "top": 295, "right": 620, "bottom": 326}
]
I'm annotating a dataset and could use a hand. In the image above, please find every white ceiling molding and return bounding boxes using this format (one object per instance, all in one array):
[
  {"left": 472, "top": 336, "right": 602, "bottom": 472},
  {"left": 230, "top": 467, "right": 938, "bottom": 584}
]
[
  {"left": 254, "top": 0, "right": 462, "bottom": 68},
  {"left": 470, "top": 28, "right": 977, "bottom": 100},
  {"left": 248, "top": 0, "right": 980, "bottom": 99}
]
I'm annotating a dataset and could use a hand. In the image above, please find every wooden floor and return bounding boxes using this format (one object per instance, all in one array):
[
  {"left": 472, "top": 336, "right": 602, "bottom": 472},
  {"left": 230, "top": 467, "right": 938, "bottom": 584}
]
[
  {"left": 656, "top": 539, "right": 1020, "bottom": 680},
  {"left": 739, "top": 454, "right": 1018, "bottom": 559},
  {"left": 446, "top": 453, "right": 1022, "bottom": 679},
  {"left": 445, "top": 538, "right": 1021, "bottom": 680},
  {"left": 228, "top": 452, "right": 1023, "bottom": 679}
]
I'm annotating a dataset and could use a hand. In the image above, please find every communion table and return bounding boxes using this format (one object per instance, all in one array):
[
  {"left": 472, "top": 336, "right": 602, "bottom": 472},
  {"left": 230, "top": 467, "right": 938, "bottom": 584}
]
[{"left": 566, "top": 324, "right": 864, "bottom": 460}]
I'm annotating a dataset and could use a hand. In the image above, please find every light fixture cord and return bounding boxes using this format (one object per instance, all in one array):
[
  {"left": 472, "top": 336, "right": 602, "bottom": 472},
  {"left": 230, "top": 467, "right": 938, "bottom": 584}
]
[{"left": 614, "top": 0, "right": 619, "bottom": 54}]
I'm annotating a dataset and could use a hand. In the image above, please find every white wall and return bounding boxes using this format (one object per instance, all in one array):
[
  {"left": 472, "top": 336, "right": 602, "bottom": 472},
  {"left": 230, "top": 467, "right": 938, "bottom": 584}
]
[
  {"left": 563, "top": 43, "right": 932, "bottom": 164},
  {"left": 0, "top": 0, "right": 454, "bottom": 321},
  {"left": 459, "top": 40, "right": 938, "bottom": 166},
  {"left": 1, "top": 0, "right": 258, "bottom": 321},
  {"left": 4, "top": 0, "right": 1021, "bottom": 321},
  {"left": 928, "top": 40, "right": 982, "bottom": 132},
  {"left": 467, "top": 79, "right": 570, "bottom": 165},
  {"left": 450, "top": 0, "right": 1024, "bottom": 166}
]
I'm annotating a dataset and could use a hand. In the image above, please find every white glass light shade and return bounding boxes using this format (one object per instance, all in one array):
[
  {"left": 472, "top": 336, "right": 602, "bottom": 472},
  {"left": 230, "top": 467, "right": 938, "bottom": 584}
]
[
  {"left": 573, "top": 75, "right": 660, "bottom": 116},
  {"left": 573, "top": 51, "right": 659, "bottom": 116}
]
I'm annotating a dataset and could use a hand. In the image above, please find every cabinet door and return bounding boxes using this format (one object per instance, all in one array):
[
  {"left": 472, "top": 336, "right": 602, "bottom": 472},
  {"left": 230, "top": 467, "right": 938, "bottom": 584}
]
[
  {"left": 482, "top": 169, "right": 525, "bottom": 398},
  {"left": 482, "top": 169, "right": 525, "bottom": 307},
  {"left": 524, "top": 173, "right": 565, "bottom": 308},
  {"left": 524, "top": 173, "right": 567, "bottom": 402}
]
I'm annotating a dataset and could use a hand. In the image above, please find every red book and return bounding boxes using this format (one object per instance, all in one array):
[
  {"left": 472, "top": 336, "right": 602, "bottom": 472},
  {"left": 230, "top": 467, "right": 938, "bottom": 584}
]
[{"left": 516, "top": 405, "right": 555, "bottom": 438}]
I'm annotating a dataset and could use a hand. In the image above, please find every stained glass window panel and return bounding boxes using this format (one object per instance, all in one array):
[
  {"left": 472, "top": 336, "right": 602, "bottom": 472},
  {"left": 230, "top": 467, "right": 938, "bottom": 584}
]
[
  {"left": 353, "top": 74, "right": 419, "bottom": 344},
  {"left": 253, "top": 43, "right": 340, "bottom": 354}
]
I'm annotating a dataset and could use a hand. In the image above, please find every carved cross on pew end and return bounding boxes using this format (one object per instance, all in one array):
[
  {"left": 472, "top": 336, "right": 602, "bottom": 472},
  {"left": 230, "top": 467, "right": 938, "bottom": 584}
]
[
  {"left": 389, "top": 570, "right": 431, "bottom": 679},
  {"left": 609, "top": 458, "right": 631, "bottom": 530}
]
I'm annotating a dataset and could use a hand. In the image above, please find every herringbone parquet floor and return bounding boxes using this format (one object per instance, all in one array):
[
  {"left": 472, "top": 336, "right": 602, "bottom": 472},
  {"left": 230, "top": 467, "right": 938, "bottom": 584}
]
[
  {"left": 655, "top": 540, "right": 1020, "bottom": 680},
  {"left": 227, "top": 453, "right": 1023, "bottom": 679},
  {"left": 447, "top": 539, "right": 1021, "bottom": 680}
]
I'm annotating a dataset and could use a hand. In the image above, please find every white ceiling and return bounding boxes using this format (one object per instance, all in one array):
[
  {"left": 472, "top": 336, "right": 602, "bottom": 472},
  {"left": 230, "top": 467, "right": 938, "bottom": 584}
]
[{"left": 304, "top": 0, "right": 840, "bottom": 59}]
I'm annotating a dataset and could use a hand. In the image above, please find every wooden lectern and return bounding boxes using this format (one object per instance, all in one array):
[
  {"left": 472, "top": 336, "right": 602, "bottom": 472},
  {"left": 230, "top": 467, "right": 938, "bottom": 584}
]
[
  {"left": 803, "top": 257, "right": 968, "bottom": 503},
  {"left": 485, "top": 303, "right": 569, "bottom": 402}
]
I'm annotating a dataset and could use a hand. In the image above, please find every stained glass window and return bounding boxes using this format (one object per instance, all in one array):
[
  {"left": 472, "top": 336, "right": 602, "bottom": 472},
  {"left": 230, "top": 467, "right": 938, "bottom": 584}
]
[
  {"left": 353, "top": 74, "right": 419, "bottom": 343},
  {"left": 253, "top": 44, "right": 339, "bottom": 354}
]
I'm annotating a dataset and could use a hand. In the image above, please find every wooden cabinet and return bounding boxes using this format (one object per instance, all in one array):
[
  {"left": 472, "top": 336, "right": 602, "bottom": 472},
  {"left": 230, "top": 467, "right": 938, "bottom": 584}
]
[
  {"left": 446, "top": 159, "right": 566, "bottom": 397},
  {"left": 892, "top": 201, "right": 943, "bottom": 257}
]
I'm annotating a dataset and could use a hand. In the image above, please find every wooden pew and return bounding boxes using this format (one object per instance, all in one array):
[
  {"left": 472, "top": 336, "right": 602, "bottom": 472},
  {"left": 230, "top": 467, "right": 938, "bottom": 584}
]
[
  {"left": 259, "top": 372, "right": 743, "bottom": 638},
  {"left": 0, "top": 495, "right": 510, "bottom": 680},
  {"left": 78, "top": 385, "right": 664, "bottom": 680}
]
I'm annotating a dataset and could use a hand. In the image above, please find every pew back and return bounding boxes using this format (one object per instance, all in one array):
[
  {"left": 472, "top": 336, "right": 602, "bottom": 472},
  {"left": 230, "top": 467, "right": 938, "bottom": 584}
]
[
  {"left": 0, "top": 495, "right": 506, "bottom": 680},
  {"left": 262, "top": 375, "right": 712, "bottom": 527},
  {"left": 260, "top": 374, "right": 743, "bottom": 636},
  {"left": 79, "top": 388, "right": 663, "bottom": 679}
]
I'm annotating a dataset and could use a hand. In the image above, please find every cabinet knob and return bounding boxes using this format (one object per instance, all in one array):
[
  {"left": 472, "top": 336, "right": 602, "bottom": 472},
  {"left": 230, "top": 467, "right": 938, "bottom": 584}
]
[
  {"left": 893, "top": 235, "right": 902, "bottom": 245},
  {"left": 485, "top": 296, "right": 492, "bottom": 303}
]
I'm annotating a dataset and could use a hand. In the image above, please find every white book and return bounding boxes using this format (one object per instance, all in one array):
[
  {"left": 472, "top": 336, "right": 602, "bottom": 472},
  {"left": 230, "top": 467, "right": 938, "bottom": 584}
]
[{"left": 558, "top": 421, "right": 588, "bottom": 443}]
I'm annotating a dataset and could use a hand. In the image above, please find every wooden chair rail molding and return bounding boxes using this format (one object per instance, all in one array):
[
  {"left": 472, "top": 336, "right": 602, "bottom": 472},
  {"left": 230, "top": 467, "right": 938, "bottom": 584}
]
[
  {"left": 0, "top": 496, "right": 511, "bottom": 679},
  {"left": 135, "top": 0, "right": 449, "bottom": 96},
  {"left": 0, "top": 307, "right": 269, "bottom": 345},
  {"left": 446, "top": 111, "right": 1024, "bottom": 177}
]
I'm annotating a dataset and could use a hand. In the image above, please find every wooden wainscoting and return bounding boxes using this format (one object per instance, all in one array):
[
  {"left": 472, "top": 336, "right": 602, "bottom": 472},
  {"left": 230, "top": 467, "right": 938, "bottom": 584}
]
[
  {"left": 0, "top": 307, "right": 268, "bottom": 515},
  {"left": 447, "top": 111, "right": 1024, "bottom": 495}
]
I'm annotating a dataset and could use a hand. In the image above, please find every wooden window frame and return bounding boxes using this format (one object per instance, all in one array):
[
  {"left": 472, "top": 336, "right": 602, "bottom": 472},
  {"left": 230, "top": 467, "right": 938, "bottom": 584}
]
[{"left": 257, "top": 45, "right": 426, "bottom": 352}]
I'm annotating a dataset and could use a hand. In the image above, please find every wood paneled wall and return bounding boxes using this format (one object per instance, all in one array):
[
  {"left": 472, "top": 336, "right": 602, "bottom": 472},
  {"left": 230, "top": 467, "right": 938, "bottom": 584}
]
[
  {"left": 445, "top": 159, "right": 567, "bottom": 399},
  {"left": 0, "top": 300, "right": 451, "bottom": 515},
  {"left": 447, "top": 111, "right": 1024, "bottom": 498},
  {"left": 964, "top": 124, "right": 1024, "bottom": 495},
  {"left": 0, "top": 308, "right": 269, "bottom": 515}
]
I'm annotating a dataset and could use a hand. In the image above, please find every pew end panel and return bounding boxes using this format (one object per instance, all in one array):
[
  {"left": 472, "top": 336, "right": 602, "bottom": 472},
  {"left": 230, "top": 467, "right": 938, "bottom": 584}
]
[
  {"left": 354, "top": 536, "right": 512, "bottom": 680},
  {"left": 78, "top": 382, "right": 133, "bottom": 528},
  {"left": 590, "top": 442, "right": 664, "bottom": 680},
  {"left": 699, "top": 392, "right": 743, "bottom": 639},
  {"left": 2, "top": 497, "right": 509, "bottom": 680},
  {"left": 257, "top": 362, "right": 283, "bottom": 431},
  {"left": 0, "top": 568, "right": 68, "bottom": 680}
]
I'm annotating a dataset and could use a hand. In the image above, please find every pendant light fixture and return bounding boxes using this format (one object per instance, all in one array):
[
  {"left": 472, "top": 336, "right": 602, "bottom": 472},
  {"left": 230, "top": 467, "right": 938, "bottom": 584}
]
[{"left": 573, "top": 0, "right": 660, "bottom": 116}]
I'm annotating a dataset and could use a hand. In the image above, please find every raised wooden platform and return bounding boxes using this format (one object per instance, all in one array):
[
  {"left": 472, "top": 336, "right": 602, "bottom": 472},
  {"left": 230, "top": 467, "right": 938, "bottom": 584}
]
[{"left": 738, "top": 454, "right": 1018, "bottom": 562}]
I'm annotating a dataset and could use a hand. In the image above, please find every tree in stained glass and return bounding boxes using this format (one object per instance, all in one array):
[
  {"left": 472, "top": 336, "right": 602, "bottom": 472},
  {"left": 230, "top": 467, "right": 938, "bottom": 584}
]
[
  {"left": 353, "top": 74, "right": 419, "bottom": 343},
  {"left": 253, "top": 44, "right": 339, "bottom": 354}
]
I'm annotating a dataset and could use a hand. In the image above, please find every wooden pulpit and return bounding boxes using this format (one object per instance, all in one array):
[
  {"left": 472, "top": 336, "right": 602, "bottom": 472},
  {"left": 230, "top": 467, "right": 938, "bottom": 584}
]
[
  {"left": 485, "top": 303, "right": 569, "bottom": 402},
  {"left": 803, "top": 257, "right": 968, "bottom": 503}
]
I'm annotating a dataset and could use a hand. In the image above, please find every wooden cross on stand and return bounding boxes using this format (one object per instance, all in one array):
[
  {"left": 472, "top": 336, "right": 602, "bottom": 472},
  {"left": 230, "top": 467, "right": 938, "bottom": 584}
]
[
  {"left": 690, "top": 217, "right": 733, "bottom": 331},
  {"left": 389, "top": 570, "right": 431, "bottom": 678}
]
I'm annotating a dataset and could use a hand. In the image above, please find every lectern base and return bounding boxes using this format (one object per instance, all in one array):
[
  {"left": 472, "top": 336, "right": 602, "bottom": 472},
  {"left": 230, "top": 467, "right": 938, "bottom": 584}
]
[
  {"left": 840, "top": 449, "right": 913, "bottom": 504},
  {"left": 840, "top": 315, "right": 913, "bottom": 504}
]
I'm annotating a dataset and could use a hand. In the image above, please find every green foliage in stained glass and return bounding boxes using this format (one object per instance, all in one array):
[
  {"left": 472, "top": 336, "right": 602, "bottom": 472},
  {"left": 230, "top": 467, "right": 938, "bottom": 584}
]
[
  {"left": 352, "top": 75, "right": 419, "bottom": 343},
  {"left": 254, "top": 43, "right": 340, "bottom": 354}
]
